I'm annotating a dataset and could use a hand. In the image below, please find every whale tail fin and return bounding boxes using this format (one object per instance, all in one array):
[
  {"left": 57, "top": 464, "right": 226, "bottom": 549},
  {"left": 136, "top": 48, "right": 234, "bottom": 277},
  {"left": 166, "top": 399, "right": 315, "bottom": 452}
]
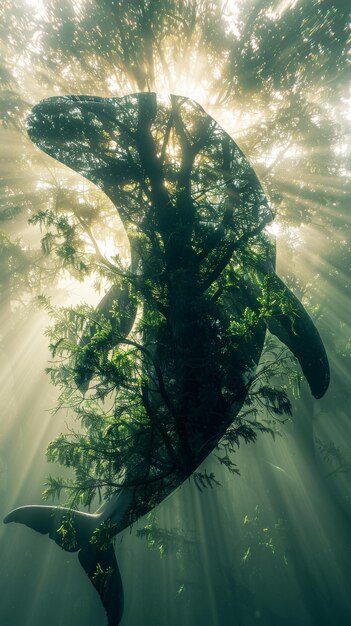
[
  {"left": 4, "top": 505, "right": 124, "bottom": 625},
  {"left": 4, "top": 504, "right": 95, "bottom": 550},
  {"left": 79, "top": 542, "right": 124, "bottom": 626}
]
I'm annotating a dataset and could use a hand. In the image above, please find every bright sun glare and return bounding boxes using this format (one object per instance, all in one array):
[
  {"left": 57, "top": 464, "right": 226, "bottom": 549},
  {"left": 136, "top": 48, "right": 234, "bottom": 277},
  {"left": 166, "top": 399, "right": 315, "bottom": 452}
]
[{"left": 25, "top": 0, "right": 46, "bottom": 17}]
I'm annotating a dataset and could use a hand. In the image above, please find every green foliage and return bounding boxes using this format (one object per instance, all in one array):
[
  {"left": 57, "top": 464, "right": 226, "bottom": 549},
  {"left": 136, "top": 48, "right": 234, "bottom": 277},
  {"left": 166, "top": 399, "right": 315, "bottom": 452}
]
[
  {"left": 137, "top": 513, "right": 194, "bottom": 560},
  {"left": 229, "top": 307, "right": 258, "bottom": 339},
  {"left": 316, "top": 438, "right": 351, "bottom": 479},
  {"left": 29, "top": 209, "right": 89, "bottom": 275},
  {"left": 193, "top": 471, "right": 221, "bottom": 492},
  {"left": 240, "top": 505, "right": 289, "bottom": 576},
  {"left": 56, "top": 513, "right": 78, "bottom": 551},
  {"left": 91, "top": 521, "right": 120, "bottom": 551},
  {"left": 92, "top": 563, "right": 114, "bottom": 592},
  {"left": 40, "top": 251, "right": 297, "bottom": 514}
]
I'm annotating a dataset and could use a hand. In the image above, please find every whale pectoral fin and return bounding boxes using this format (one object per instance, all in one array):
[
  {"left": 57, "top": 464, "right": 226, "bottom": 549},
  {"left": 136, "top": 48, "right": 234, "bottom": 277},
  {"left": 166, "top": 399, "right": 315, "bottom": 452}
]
[
  {"left": 79, "top": 543, "right": 124, "bottom": 626},
  {"left": 76, "top": 282, "right": 138, "bottom": 392},
  {"left": 266, "top": 276, "right": 330, "bottom": 399},
  {"left": 96, "top": 283, "right": 137, "bottom": 338}
]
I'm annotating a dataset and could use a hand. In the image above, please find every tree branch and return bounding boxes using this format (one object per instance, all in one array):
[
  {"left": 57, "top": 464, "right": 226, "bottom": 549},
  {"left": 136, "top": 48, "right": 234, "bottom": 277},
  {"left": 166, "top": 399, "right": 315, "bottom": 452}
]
[{"left": 201, "top": 214, "right": 272, "bottom": 292}]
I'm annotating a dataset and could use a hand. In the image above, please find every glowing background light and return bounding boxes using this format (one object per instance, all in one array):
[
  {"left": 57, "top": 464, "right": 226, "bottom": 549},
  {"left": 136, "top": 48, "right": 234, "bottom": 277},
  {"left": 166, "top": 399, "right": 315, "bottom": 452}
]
[
  {"left": 1, "top": 1, "right": 350, "bottom": 624},
  {"left": 25, "top": 0, "right": 45, "bottom": 17}
]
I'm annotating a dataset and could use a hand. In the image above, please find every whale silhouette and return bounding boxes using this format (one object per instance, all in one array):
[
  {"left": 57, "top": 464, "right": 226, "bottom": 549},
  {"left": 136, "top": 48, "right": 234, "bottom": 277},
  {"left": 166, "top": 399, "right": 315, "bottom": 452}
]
[{"left": 4, "top": 93, "right": 329, "bottom": 625}]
